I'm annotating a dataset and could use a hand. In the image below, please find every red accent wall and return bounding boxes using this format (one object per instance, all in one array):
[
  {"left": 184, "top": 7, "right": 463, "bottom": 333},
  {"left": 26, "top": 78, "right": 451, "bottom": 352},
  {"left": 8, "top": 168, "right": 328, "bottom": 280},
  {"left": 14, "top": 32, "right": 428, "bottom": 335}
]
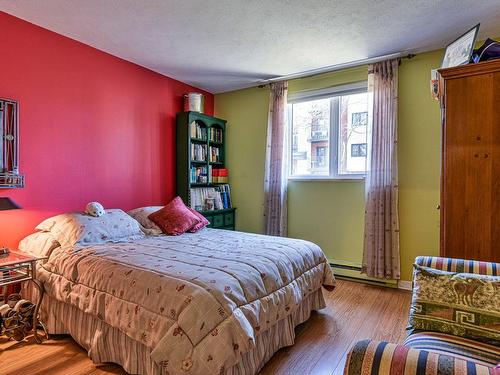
[{"left": 0, "top": 12, "right": 214, "bottom": 248}]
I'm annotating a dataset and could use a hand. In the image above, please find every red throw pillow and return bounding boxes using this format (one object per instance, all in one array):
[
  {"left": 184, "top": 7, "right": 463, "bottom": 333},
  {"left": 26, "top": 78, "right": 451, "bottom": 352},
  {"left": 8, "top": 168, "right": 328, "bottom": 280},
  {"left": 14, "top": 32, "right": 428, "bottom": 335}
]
[
  {"left": 187, "top": 207, "right": 210, "bottom": 232},
  {"left": 148, "top": 197, "right": 200, "bottom": 235}
]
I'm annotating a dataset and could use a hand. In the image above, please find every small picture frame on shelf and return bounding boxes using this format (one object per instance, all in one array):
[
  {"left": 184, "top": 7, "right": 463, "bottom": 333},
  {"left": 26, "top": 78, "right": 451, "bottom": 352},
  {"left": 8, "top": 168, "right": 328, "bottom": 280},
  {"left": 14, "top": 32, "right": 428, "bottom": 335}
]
[
  {"left": 441, "top": 24, "right": 480, "bottom": 69},
  {"left": 204, "top": 197, "right": 215, "bottom": 211}
]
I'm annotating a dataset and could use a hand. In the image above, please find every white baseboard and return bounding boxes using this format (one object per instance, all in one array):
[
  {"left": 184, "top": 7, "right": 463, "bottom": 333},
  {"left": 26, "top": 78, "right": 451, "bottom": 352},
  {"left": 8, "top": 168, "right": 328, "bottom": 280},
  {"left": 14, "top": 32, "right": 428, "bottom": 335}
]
[
  {"left": 397, "top": 280, "right": 412, "bottom": 291},
  {"left": 329, "top": 259, "right": 412, "bottom": 291},
  {"left": 330, "top": 268, "right": 397, "bottom": 289}
]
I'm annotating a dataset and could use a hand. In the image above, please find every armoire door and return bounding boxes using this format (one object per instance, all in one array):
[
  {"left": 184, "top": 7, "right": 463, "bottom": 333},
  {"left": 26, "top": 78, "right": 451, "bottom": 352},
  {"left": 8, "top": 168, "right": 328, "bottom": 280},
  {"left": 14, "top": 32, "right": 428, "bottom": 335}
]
[{"left": 440, "top": 60, "right": 500, "bottom": 262}]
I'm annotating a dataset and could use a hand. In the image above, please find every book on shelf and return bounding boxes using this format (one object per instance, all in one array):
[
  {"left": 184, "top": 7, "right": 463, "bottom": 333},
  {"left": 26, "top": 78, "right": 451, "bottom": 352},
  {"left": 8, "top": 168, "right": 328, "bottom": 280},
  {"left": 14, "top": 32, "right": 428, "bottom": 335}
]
[
  {"left": 209, "top": 127, "right": 223, "bottom": 143},
  {"left": 211, "top": 168, "right": 228, "bottom": 183},
  {"left": 191, "top": 143, "right": 207, "bottom": 161},
  {"left": 190, "top": 184, "right": 232, "bottom": 211},
  {"left": 209, "top": 146, "right": 221, "bottom": 162},
  {"left": 190, "top": 167, "right": 229, "bottom": 184},
  {"left": 190, "top": 166, "right": 208, "bottom": 183},
  {"left": 190, "top": 121, "right": 207, "bottom": 140}
]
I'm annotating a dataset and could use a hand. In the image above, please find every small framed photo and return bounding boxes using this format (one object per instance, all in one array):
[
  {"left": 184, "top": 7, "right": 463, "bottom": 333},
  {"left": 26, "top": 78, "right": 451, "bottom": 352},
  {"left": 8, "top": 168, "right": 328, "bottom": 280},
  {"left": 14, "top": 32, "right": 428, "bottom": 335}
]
[{"left": 441, "top": 24, "right": 480, "bottom": 68}]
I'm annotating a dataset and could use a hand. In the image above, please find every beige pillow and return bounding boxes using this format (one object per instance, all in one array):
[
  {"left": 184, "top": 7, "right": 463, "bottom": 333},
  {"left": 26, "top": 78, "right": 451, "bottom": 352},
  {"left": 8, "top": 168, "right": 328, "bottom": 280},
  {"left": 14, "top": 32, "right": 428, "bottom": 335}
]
[
  {"left": 18, "top": 232, "right": 60, "bottom": 260},
  {"left": 36, "top": 209, "right": 144, "bottom": 247},
  {"left": 127, "top": 206, "right": 163, "bottom": 235}
]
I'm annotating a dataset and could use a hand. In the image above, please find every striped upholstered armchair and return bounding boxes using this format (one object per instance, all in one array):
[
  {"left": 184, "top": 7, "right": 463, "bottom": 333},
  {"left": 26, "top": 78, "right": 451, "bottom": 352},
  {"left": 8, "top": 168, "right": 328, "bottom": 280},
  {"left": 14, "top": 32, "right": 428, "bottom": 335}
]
[{"left": 344, "top": 256, "right": 500, "bottom": 375}]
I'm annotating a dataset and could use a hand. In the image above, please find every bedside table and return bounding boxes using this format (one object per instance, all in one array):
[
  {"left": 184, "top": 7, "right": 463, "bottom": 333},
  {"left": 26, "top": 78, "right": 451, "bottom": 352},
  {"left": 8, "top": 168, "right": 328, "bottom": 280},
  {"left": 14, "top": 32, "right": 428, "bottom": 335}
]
[{"left": 0, "top": 250, "right": 47, "bottom": 343}]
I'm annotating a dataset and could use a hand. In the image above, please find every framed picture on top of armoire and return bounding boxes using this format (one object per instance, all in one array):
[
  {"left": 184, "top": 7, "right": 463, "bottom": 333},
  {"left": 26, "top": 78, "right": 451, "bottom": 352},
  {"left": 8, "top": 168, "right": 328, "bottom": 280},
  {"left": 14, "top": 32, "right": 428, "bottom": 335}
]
[{"left": 441, "top": 24, "right": 480, "bottom": 68}]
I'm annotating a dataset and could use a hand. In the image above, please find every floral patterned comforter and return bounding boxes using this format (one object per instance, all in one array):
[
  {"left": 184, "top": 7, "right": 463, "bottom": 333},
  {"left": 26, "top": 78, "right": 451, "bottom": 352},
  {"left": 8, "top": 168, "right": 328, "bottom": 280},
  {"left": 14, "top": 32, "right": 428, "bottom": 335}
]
[{"left": 38, "top": 229, "right": 335, "bottom": 374}]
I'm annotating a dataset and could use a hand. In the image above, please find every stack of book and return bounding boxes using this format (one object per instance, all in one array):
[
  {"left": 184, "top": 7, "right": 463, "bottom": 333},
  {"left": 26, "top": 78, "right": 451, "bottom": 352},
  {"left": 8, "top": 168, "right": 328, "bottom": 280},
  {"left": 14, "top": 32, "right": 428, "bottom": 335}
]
[
  {"left": 215, "top": 184, "right": 232, "bottom": 209},
  {"left": 209, "top": 127, "right": 223, "bottom": 143},
  {"left": 191, "top": 166, "right": 229, "bottom": 184},
  {"left": 190, "top": 166, "right": 208, "bottom": 183},
  {"left": 190, "top": 121, "right": 207, "bottom": 140},
  {"left": 191, "top": 144, "right": 207, "bottom": 161},
  {"left": 190, "top": 184, "right": 232, "bottom": 211},
  {"left": 209, "top": 146, "right": 221, "bottom": 162},
  {"left": 212, "top": 168, "right": 228, "bottom": 183}
]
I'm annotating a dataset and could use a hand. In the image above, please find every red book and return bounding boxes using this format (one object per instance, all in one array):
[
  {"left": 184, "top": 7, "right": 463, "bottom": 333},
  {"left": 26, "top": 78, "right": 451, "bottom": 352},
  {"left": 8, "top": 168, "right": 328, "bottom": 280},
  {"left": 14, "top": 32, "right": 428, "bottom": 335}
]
[
  {"left": 212, "top": 169, "right": 219, "bottom": 183},
  {"left": 219, "top": 169, "right": 228, "bottom": 182}
]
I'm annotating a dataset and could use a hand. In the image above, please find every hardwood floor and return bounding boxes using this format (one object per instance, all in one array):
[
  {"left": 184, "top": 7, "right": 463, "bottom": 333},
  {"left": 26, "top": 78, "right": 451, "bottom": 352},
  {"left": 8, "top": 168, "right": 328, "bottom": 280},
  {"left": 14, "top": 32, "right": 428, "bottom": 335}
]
[
  {"left": 260, "top": 279, "right": 411, "bottom": 375},
  {"left": 0, "top": 279, "right": 411, "bottom": 375}
]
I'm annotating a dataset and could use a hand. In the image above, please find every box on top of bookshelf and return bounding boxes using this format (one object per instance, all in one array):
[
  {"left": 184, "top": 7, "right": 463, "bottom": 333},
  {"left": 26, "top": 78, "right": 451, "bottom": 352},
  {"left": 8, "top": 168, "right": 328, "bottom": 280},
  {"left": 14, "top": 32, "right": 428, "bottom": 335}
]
[{"left": 176, "top": 111, "right": 236, "bottom": 230}]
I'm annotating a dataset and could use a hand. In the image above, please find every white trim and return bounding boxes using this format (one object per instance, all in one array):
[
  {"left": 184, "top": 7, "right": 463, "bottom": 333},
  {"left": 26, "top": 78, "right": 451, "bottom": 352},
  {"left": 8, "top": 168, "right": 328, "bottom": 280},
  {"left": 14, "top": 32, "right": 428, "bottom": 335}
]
[
  {"left": 288, "top": 81, "right": 368, "bottom": 103},
  {"left": 335, "top": 173, "right": 365, "bottom": 180},
  {"left": 287, "top": 83, "right": 369, "bottom": 180},
  {"left": 328, "top": 258, "right": 413, "bottom": 291},
  {"left": 328, "top": 258, "right": 363, "bottom": 268},
  {"left": 287, "top": 104, "right": 294, "bottom": 177},
  {"left": 288, "top": 176, "right": 364, "bottom": 182},
  {"left": 398, "top": 280, "right": 413, "bottom": 291},
  {"left": 330, "top": 96, "right": 339, "bottom": 179}
]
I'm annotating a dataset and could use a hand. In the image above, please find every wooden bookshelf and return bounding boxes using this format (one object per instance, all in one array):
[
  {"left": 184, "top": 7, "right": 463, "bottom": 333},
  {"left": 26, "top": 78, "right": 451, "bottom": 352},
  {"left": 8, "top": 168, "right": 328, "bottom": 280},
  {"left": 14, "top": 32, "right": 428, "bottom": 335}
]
[{"left": 176, "top": 111, "right": 236, "bottom": 230}]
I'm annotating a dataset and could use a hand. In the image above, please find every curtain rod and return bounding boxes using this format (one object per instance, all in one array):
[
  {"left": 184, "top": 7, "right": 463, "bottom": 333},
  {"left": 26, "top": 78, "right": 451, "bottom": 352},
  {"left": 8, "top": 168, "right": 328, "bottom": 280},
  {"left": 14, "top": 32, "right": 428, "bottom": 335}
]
[{"left": 257, "top": 51, "right": 415, "bottom": 87}]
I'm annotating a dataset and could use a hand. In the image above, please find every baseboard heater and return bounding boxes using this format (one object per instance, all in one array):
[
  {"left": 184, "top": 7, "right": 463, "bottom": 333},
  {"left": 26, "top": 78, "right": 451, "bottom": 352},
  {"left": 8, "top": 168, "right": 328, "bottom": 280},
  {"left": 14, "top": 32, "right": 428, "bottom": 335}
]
[
  {"left": 329, "top": 262, "right": 361, "bottom": 271},
  {"left": 329, "top": 262, "right": 397, "bottom": 287}
]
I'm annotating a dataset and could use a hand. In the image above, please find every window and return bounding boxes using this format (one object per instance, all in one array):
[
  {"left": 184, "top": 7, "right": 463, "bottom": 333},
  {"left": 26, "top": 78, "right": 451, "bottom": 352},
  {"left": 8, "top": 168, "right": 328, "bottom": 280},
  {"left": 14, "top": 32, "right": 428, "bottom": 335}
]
[
  {"left": 315, "top": 146, "right": 327, "bottom": 167},
  {"left": 352, "top": 111, "right": 368, "bottom": 127},
  {"left": 351, "top": 143, "right": 367, "bottom": 157},
  {"left": 288, "top": 82, "right": 369, "bottom": 179}
]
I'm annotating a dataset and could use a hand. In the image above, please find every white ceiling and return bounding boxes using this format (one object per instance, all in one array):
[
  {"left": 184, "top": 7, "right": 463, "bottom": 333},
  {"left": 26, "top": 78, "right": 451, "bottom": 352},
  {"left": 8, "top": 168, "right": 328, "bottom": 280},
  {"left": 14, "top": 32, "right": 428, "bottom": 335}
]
[{"left": 1, "top": 0, "right": 499, "bottom": 93}]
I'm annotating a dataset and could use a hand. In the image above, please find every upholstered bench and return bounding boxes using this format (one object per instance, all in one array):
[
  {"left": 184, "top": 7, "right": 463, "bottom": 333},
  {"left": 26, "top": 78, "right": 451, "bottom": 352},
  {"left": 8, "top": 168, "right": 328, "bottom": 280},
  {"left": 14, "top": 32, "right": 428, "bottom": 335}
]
[{"left": 344, "top": 256, "right": 500, "bottom": 375}]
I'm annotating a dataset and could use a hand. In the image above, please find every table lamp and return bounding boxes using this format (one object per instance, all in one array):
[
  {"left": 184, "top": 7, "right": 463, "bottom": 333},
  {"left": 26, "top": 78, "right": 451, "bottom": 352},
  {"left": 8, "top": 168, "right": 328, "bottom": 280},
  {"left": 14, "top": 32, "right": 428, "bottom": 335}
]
[{"left": 0, "top": 197, "right": 21, "bottom": 254}]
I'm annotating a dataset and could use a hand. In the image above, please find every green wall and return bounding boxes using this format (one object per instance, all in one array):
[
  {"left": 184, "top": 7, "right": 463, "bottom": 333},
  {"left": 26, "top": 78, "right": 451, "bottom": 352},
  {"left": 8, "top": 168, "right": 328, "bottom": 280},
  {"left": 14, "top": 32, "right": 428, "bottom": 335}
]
[
  {"left": 215, "top": 49, "right": 443, "bottom": 281},
  {"left": 398, "top": 50, "right": 442, "bottom": 281}
]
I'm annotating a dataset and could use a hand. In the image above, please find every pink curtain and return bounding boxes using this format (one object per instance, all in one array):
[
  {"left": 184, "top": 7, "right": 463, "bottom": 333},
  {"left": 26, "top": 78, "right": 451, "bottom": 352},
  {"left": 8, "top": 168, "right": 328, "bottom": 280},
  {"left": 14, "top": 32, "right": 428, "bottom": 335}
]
[
  {"left": 362, "top": 59, "right": 401, "bottom": 280},
  {"left": 263, "top": 81, "right": 288, "bottom": 236}
]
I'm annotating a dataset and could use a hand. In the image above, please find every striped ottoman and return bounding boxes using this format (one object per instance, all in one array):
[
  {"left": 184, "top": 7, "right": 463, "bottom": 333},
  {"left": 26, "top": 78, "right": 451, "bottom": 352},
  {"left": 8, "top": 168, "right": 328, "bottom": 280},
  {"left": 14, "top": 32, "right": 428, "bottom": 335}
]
[
  {"left": 344, "top": 339, "right": 498, "bottom": 375},
  {"left": 404, "top": 332, "right": 500, "bottom": 367}
]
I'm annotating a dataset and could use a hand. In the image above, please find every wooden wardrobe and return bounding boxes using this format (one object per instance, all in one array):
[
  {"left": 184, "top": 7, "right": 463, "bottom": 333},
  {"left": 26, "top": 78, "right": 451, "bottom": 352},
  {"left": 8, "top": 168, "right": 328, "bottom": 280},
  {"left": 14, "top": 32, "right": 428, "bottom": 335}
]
[{"left": 438, "top": 59, "right": 500, "bottom": 262}]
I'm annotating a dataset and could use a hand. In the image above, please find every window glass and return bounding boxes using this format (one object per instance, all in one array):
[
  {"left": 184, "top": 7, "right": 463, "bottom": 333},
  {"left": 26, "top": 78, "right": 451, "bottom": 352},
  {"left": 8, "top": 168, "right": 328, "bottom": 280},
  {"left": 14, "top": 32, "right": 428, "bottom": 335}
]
[
  {"left": 338, "top": 93, "right": 368, "bottom": 175},
  {"left": 290, "top": 98, "right": 330, "bottom": 176},
  {"left": 288, "top": 86, "right": 368, "bottom": 179}
]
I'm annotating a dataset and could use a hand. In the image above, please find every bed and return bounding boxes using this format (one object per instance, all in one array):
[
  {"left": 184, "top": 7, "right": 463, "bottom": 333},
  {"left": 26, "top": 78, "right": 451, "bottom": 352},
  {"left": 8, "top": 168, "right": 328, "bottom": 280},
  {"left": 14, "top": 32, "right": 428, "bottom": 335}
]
[{"left": 21, "top": 211, "right": 335, "bottom": 375}]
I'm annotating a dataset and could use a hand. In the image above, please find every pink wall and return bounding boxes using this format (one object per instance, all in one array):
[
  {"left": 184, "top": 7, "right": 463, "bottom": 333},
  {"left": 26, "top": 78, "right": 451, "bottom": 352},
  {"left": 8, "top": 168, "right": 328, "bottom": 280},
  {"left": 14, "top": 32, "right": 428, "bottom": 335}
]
[{"left": 0, "top": 12, "right": 214, "bottom": 248}]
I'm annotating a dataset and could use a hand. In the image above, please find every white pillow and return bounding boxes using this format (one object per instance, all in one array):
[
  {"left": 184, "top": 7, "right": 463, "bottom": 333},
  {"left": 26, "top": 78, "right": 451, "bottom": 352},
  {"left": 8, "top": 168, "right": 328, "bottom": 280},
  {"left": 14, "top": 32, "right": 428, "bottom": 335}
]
[
  {"left": 18, "top": 232, "right": 60, "bottom": 260},
  {"left": 127, "top": 206, "right": 163, "bottom": 235},
  {"left": 36, "top": 209, "right": 144, "bottom": 247}
]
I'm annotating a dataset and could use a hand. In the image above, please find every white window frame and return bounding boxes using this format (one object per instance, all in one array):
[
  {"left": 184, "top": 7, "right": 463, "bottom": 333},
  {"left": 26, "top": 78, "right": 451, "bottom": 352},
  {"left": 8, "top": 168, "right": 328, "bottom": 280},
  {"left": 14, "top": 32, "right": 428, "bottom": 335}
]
[{"left": 287, "top": 81, "right": 368, "bottom": 181}]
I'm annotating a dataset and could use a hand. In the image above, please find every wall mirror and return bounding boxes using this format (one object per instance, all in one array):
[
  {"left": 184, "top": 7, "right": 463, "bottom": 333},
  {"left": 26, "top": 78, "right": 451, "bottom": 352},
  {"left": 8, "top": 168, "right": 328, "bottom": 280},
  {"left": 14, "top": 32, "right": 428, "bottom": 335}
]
[{"left": 0, "top": 98, "right": 24, "bottom": 188}]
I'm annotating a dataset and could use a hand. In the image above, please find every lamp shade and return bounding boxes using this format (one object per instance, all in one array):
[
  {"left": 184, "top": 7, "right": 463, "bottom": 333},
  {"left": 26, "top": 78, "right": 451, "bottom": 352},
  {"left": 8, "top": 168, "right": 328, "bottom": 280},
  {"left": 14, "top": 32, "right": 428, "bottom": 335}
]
[{"left": 0, "top": 197, "right": 21, "bottom": 211}]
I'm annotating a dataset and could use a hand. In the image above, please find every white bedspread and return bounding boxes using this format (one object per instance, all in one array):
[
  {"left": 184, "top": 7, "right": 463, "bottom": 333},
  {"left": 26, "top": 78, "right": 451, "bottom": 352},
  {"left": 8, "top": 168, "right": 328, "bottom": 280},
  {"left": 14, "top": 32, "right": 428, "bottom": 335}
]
[{"left": 38, "top": 229, "right": 335, "bottom": 375}]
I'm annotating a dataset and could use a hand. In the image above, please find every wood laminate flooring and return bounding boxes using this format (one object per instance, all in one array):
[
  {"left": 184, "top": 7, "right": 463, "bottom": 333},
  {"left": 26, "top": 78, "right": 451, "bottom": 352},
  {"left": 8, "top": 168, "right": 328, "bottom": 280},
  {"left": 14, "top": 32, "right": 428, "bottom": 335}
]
[{"left": 0, "top": 279, "right": 411, "bottom": 375}]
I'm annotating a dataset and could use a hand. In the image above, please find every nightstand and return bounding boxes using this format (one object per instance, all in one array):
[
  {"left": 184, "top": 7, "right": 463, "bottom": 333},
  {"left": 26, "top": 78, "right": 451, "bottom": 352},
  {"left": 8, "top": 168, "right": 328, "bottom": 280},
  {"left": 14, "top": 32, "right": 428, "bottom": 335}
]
[{"left": 0, "top": 250, "right": 47, "bottom": 343}]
